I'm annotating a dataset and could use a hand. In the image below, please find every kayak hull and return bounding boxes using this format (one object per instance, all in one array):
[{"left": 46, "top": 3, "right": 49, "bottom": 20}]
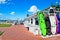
[{"left": 38, "top": 12, "right": 46, "bottom": 36}]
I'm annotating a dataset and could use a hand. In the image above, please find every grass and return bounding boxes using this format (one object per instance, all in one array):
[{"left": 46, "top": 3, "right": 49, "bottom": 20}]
[
  {"left": 0, "top": 31, "right": 4, "bottom": 36},
  {"left": 0, "top": 24, "right": 12, "bottom": 27}
]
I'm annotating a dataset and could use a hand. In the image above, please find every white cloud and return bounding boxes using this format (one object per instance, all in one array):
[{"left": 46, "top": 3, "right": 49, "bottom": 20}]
[
  {"left": 0, "top": 0, "right": 13, "bottom": 4},
  {"left": 10, "top": 12, "right": 15, "bottom": 15},
  {"left": 56, "top": 2, "right": 58, "bottom": 4},
  {"left": 0, "top": 0, "right": 7, "bottom": 4},
  {"left": 0, "top": 13, "right": 3, "bottom": 16},
  {"left": 28, "top": 5, "right": 39, "bottom": 13},
  {"left": 59, "top": 3, "right": 60, "bottom": 5}
]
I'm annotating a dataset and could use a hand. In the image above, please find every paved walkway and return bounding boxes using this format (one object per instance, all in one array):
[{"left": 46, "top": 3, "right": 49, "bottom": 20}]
[
  {"left": 1, "top": 25, "right": 38, "bottom": 40},
  {"left": 0, "top": 25, "right": 60, "bottom": 40}
]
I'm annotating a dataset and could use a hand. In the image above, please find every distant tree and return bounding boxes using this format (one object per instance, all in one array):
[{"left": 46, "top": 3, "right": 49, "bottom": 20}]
[
  {"left": 27, "top": 14, "right": 29, "bottom": 17},
  {"left": 51, "top": 4, "right": 55, "bottom": 7},
  {"left": 56, "top": 5, "right": 60, "bottom": 11}
]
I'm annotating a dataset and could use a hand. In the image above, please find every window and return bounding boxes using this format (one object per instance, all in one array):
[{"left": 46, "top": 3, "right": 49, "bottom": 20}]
[
  {"left": 35, "top": 18, "right": 38, "bottom": 25},
  {"left": 31, "top": 18, "right": 33, "bottom": 24}
]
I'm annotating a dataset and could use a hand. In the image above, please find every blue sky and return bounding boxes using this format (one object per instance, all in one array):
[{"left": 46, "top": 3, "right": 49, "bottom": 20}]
[{"left": 0, "top": 0, "right": 60, "bottom": 20}]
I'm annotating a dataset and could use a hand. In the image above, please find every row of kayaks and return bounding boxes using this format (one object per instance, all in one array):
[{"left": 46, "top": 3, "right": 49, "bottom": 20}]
[{"left": 38, "top": 11, "right": 60, "bottom": 36}]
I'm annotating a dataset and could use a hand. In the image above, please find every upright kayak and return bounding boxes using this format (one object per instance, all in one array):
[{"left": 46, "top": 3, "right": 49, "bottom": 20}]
[
  {"left": 44, "top": 13, "right": 51, "bottom": 35},
  {"left": 58, "top": 21, "right": 60, "bottom": 34},
  {"left": 49, "top": 7, "right": 56, "bottom": 34},
  {"left": 56, "top": 13, "right": 60, "bottom": 34},
  {"left": 38, "top": 11, "right": 46, "bottom": 36},
  {"left": 56, "top": 14, "right": 59, "bottom": 34},
  {"left": 49, "top": 14, "right": 56, "bottom": 34}
]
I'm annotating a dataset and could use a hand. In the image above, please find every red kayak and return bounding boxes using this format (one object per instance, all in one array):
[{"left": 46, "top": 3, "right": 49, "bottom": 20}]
[{"left": 56, "top": 16, "right": 59, "bottom": 34}]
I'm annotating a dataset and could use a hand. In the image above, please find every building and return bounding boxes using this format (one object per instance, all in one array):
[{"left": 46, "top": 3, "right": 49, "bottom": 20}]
[
  {"left": 24, "top": 12, "right": 40, "bottom": 35},
  {"left": 23, "top": 5, "right": 60, "bottom": 35}
]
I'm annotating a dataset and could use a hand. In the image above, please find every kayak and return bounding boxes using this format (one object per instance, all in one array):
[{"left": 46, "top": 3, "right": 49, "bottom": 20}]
[
  {"left": 56, "top": 13, "right": 60, "bottom": 34},
  {"left": 38, "top": 11, "right": 46, "bottom": 36},
  {"left": 58, "top": 21, "right": 60, "bottom": 34},
  {"left": 45, "top": 16, "right": 52, "bottom": 35},
  {"left": 56, "top": 14, "right": 59, "bottom": 34},
  {"left": 49, "top": 14, "right": 56, "bottom": 34}
]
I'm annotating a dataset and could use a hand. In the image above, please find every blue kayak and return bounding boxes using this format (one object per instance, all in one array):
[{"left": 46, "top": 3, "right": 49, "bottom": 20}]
[
  {"left": 58, "top": 21, "right": 60, "bottom": 34},
  {"left": 56, "top": 13, "right": 60, "bottom": 34}
]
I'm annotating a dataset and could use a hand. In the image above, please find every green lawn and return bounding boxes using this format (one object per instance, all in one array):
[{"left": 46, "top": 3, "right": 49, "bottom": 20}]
[
  {"left": 0, "top": 31, "right": 4, "bottom": 36},
  {"left": 0, "top": 24, "right": 12, "bottom": 27}
]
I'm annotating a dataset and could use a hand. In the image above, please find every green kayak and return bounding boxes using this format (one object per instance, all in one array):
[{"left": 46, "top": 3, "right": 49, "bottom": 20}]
[{"left": 38, "top": 11, "right": 46, "bottom": 36}]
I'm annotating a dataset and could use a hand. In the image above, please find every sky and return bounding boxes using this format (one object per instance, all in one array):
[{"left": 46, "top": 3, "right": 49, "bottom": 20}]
[{"left": 0, "top": 0, "right": 60, "bottom": 20}]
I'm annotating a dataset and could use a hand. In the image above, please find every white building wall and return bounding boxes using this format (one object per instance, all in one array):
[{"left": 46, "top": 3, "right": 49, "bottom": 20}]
[
  {"left": 24, "top": 12, "right": 41, "bottom": 35},
  {"left": 33, "top": 18, "right": 35, "bottom": 25},
  {"left": 29, "top": 26, "right": 38, "bottom": 35},
  {"left": 24, "top": 18, "right": 41, "bottom": 35}
]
